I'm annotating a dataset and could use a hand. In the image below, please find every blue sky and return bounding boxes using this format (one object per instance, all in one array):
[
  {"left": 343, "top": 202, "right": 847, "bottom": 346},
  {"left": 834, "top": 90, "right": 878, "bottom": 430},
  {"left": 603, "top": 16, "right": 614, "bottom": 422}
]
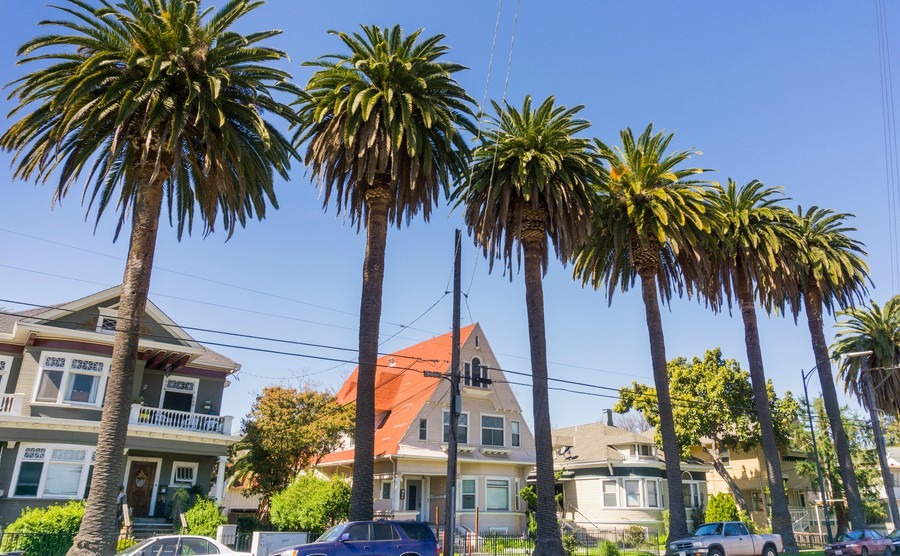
[{"left": 1, "top": 1, "right": 898, "bottom": 431}]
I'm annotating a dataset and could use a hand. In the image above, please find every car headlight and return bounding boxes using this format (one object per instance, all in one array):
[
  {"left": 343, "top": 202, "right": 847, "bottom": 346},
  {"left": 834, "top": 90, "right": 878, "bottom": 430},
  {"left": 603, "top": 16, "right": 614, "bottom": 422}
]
[{"left": 847, "top": 544, "right": 858, "bottom": 548}]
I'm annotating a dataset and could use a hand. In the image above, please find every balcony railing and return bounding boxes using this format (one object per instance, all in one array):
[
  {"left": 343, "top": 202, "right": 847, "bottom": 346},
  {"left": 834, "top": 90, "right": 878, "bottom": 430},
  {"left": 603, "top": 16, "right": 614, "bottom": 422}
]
[
  {"left": 129, "top": 404, "right": 233, "bottom": 435},
  {"left": 0, "top": 393, "right": 24, "bottom": 415}
]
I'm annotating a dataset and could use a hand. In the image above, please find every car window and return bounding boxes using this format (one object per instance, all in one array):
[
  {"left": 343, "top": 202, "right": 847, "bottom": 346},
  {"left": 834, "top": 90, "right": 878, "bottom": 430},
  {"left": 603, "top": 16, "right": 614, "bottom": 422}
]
[
  {"left": 373, "top": 523, "right": 397, "bottom": 541},
  {"left": 319, "top": 524, "right": 345, "bottom": 542},
  {"left": 345, "top": 524, "right": 370, "bottom": 541},
  {"left": 869, "top": 530, "right": 884, "bottom": 540},
  {"left": 396, "top": 523, "right": 436, "bottom": 541},
  {"left": 141, "top": 539, "right": 179, "bottom": 556},
  {"left": 889, "top": 530, "right": 900, "bottom": 540},
  {"left": 724, "top": 524, "right": 740, "bottom": 537},
  {"left": 695, "top": 524, "right": 722, "bottom": 536},
  {"left": 179, "top": 538, "right": 219, "bottom": 555},
  {"left": 838, "top": 531, "right": 865, "bottom": 542}
]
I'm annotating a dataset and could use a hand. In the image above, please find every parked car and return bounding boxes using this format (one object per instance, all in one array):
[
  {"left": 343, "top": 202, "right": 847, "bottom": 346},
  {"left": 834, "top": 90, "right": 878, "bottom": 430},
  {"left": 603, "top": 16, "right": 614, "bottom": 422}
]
[
  {"left": 826, "top": 530, "right": 893, "bottom": 556},
  {"left": 270, "top": 521, "right": 438, "bottom": 556},
  {"left": 887, "top": 530, "right": 900, "bottom": 551},
  {"left": 669, "top": 521, "right": 783, "bottom": 556},
  {"left": 115, "top": 535, "right": 251, "bottom": 556}
]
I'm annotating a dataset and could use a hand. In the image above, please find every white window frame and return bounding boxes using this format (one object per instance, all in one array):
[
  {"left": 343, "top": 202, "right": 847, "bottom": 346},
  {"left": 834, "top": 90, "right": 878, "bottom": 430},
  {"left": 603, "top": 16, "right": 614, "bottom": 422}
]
[
  {"left": 646, "top": 480, "right": 660, "bottom": 508},
  {"left": 381, "top": 480, "right": 392, "bottom": 500},
  {"left": 602, "top": 479, "right": 619, "bottom": 508},
  {"left": 170, "top": 461, "right": 198, "bottom": 486},
  {"left": 10, "top": 443, "right": 94, "bottom": 499},
  {"left": 624, "top": 479, "right": 641, "bottom": 508},
  {"left": 0, "top": 355, "right": 13, "bottom": 394},
  {"left": 160, "top": 376, "right": 199, "bottom": 412},
  {"left": 95, "top": 307, "right": 118, "bottom": 335},
  {"left": 681, "top": 472, "right": 704, "bottom": 508},
  {"left": 719, "top": 448, "right": 731, "bottom": 467},
  {"left": 485, "top": 477, "right": 510, "bottom": 511},
  {"left": 514, "top": 478, "right": 521, "bottom": 511},
  {"left": 443, "top": 410, "right": 470, "bottom": 444},
  {"left": 32, "top": 351, "right": 110, "bottom": 408},
  {"left": 480, "top": 413, "right": 505, "bottom": 447},
  {"left": 460, "top": 477, "right": 478, "bottom": 511},
  {"left": 419, "top": 418, "right": 428, "bottom": 441},
  {"left": 511, "top": 421, "right": 520, "bottom": 447}
]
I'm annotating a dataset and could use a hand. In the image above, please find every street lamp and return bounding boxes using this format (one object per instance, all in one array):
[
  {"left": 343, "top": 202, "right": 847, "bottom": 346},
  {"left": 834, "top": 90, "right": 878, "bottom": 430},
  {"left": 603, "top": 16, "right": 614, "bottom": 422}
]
[{"left": 801, "top": 366, "right": 833, "bottom": 543}]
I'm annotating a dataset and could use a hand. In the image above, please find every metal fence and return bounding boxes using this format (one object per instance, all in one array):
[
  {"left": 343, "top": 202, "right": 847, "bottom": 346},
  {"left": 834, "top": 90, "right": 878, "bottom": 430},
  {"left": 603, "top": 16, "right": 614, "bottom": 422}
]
[
  {"left": 445, "top": 529, "right": 665, "bottom": 556},
  {"left": 0, "top": 532, "right": 72, "bottom": 556}
]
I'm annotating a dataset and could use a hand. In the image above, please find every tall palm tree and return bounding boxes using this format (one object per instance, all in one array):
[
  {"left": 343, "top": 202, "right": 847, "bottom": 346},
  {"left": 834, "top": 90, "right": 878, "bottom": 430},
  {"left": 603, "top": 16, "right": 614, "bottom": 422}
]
[
  {"left": 453, "top": 96, "right": 595, "bottom": 556},
  {"left": 0, "top": 2, "right": 298, "bottom": 554},
  {"left": 706, "top": 180, "right": 798, "bottom": 553},
  {"left": 787, "top": 206, "right": 870, "bottom": 529},
  {"left": 833, "top": 296, "right": 900, "bottom": 529},
  {"left": 573, "top": 125, "right": 713, "bottom": 540},
  {"left": 294, "top": 25, "right": 475, "bottom": 520}
]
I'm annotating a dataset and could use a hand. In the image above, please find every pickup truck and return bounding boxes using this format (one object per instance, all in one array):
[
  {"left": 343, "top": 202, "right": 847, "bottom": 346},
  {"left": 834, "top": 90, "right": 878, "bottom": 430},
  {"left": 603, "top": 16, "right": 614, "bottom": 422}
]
[{"left": 669, "top": 521, "right": 783, "bottom": 556}]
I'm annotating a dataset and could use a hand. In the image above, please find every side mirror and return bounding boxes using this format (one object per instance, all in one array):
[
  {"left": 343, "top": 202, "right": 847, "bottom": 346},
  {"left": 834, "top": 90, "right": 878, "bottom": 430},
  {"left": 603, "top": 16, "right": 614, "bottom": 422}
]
[{"left": 339, "top": 533, "right": 351, "bottom": 542}]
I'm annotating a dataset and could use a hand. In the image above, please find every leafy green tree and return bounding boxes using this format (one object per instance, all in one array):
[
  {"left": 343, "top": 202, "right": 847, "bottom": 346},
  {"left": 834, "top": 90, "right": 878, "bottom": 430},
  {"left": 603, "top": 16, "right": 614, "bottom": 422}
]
[
  {"left": 231, "top": 386, "right": 354, "bottom": 520},
  {"left": 574, "top": 125, "right": 714, "bottom": 542},
  {"left": 454, "top": 96, "right": 595, "bottom": 556},
  {"left": 784, "top": 206, "right": 870, "bottom": 529},
  {"left": 706, "top": 493, "right": 740, "bottom": 522},
  {"left": 704, "top": 180, "right": 798, "bottom": 553},
  {"left": 182, "top": 498, "right": 227, "bottom": 538},
  {"left": 616, "top": 349, "right": 799, "bottom": 514},
  {"left": 0, "top": 501, "right": 84, "bottom": 555},
  {"left": 270, "top": 472, "right": 351, "bottom": 534},
  {"left": 0, "top": 2, "right": 298, "bottom": 553},
  {"left": 295, "top": 25, "right": 475, "bottom": 520}
]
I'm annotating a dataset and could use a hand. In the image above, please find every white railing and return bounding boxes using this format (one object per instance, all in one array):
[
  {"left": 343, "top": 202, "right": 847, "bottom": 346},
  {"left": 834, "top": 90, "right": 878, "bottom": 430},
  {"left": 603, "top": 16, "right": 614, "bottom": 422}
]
[
  {"left": 0, "top": 393, "right": 24, "bottom": 414},
  {"left": 129, "top": 404, "right": 233, "bottom": 435},
  {"left": 789, "top": 506, "right": 811, "bottom": 531}
]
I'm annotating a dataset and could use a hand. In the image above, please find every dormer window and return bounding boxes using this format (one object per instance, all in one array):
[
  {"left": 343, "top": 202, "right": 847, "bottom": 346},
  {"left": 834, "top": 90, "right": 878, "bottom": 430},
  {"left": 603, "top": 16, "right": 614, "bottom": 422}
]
[
  {"left": 464, "top": 357, "right": 489, "bottom": 388},
  {"left": 630, "top": 444, "right": 653, "bottom": 457},
  {"left": 96, "top": 307, "right": 118, "bottom": 335}
]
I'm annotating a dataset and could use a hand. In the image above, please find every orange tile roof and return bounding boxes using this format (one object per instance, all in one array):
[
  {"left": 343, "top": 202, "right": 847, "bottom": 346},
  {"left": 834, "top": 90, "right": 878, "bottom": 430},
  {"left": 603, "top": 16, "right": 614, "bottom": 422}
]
[{"left": 319, "top": 325, "right": 475, "bottom": 464}]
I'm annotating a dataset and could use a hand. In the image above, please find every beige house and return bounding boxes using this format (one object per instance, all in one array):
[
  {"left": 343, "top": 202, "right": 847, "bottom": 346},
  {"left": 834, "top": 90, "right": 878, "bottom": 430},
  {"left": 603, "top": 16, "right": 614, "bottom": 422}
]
[
  {"left": 551, "top": 420, "right": 711, "bottom": 533},
  {"left": 318, "top": 324, "right": 535, "bottom": 534}
]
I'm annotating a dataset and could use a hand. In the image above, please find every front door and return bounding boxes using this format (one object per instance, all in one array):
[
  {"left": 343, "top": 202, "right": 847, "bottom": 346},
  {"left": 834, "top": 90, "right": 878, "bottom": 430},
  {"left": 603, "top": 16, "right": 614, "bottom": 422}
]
[
  {"left": 127, "top": 461, "right": 157, "bottom": 517},
  {"left": 406, "top": 480, "right": 422, "bottom": 519}
]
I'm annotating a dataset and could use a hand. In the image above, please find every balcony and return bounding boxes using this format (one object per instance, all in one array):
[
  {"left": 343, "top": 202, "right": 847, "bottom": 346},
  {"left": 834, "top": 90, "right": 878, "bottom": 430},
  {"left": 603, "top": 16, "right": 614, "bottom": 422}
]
[
  {"left": 129, "top": 404, "right": 234, "bottom": 435},
  {"left": 0, "top": 393, "right": 24, "bottom": 415}
]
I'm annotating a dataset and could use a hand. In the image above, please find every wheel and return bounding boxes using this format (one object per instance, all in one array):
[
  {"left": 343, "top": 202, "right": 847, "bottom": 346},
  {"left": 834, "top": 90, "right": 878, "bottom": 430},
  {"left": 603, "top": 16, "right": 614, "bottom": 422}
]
[
  {"left": 862, "top": 547, "right": 869, "bottom": 556},
  {"left": 763, "top": 545, "right": 777, "bottom": 556},
  {"left": 885, "top": 546, "right": 892, "bottom": 556},
  {"left": 708, "top": 548, "right": 724, "bottom": 556}
]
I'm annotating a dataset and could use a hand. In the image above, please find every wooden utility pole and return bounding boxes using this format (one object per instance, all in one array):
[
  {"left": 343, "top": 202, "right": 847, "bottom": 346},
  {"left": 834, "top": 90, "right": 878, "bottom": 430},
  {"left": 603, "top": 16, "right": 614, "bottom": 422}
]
[{"left": 442, "top": 229, "right": 462, "bottom": 556}]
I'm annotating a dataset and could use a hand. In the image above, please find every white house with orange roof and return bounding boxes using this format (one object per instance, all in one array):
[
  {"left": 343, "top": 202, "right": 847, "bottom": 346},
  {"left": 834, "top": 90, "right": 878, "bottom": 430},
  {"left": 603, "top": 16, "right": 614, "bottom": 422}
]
[{"left": 317, "top": 324, "right": 536, "bottom": 534}]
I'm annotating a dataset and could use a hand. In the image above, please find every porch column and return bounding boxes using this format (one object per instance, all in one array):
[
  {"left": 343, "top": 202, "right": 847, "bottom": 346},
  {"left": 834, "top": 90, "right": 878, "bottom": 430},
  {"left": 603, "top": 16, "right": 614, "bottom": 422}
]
[
  {"left": 213, "top": 455, "right": 228, "bottom": 502},
  {"left": 392, "top": 476, "right": 402, "bottom": 512}
]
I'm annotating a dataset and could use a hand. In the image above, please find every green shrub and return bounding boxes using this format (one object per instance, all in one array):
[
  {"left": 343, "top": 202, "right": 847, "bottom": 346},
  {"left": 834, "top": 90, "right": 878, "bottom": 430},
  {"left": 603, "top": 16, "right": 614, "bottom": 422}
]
[
  {"left": 270, "top": 472, "right": 351, "bottom": 535},
  {"left": 624, "top": 525, "right": 646, "bottom": 547},
  {"left": 117, "top": 537, "right": 140, "bottom": 551},
  {"left": 182, "top": 498, "right": 226, "bottom": 537},
  {"left": 705, "top": 493, "right": 740, "bottom": 523},
  {"left": 0, "top": 501, "right": 84, "bottom": 554},
  {"left": 738, "top": 510, "right": 756, "bottom": 534},
  {"left": 598, "top": 539, "right": 620, "bottom": 556},
  {"left": 562, "top": 533, "right": 578, "bottom": 556}
]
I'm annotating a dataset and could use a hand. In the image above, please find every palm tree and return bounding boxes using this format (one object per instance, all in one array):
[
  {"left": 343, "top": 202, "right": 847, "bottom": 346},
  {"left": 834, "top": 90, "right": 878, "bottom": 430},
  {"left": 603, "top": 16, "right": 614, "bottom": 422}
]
[
  {"left": 787, "top": 206, "right": 870, "bottom": 530},
  {"left": 0, "top": 1, "right": 298, "bottom": 553},
  {"left": 833, "top": 296, "right": 900, "bottom": 529},
  {"left": 706, "top": 180, "right": 798, "bottom": 553},
  {"left": 294, "top": 25, "right": 475, "bottom": 520},
  {"left": 453, "top": 95, "right": 594, "bottom": 556},
  {"left": 573, "top": 125, "right": 713, "bottom": 540}
]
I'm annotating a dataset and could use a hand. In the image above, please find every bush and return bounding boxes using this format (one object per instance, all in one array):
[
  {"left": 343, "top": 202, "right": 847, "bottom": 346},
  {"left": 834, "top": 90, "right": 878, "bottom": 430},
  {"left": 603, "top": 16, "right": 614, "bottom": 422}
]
[
  {"left": 705, "top": 493, "right": 740, "bottom": 523},
  {"left": 270, "top": 472, "right": 350, "bottom": 535},
  {"left": 0, "top": 501, "right": 84, "bottom": 554},
  {"left": 562, "top": 533, "right": 578, "bottom": 556},
  {"left": 624, "top": 525, "right": 646, "bottom": 547},
  {"left": 598, "top": 539, "right": 620, "bottom": 556},
  {"left": 182, "top": 498, "right": 226, "bottom": 537},
  {"left": 117, "top": 537, "right": 140, "bottom": 551},
  {"left": 738, "top": 510, "right": 756, "bottom": 534}
]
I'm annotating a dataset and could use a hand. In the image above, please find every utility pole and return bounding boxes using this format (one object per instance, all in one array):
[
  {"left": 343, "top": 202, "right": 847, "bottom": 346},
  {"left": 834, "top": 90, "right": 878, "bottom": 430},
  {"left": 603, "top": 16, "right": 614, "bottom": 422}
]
[
  {"left": 801, "top": 368, "right": 832, "bottom": 543},
  {"left": 443, "top": 229, "right": 462, "bottom": 556}
]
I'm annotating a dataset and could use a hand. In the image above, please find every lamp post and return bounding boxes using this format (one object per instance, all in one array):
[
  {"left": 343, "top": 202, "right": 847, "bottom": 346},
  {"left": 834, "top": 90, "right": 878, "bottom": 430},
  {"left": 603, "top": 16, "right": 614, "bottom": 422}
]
[{"left": 801, "top": 366, "right": 833, "bottom": 543}]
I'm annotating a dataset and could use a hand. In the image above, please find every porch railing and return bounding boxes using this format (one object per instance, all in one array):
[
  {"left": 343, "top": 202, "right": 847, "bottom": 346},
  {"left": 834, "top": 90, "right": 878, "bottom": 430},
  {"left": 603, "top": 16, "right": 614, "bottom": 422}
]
[{"left": 129, "top": 404, "right": 233, "bottom": 435}]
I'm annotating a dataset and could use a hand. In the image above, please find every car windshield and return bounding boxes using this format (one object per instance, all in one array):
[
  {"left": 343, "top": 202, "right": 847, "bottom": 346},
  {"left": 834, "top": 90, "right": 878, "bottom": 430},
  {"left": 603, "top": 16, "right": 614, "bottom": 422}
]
[
  {"left": 837, "top": 531, "right": 865, "bottom": 542},
  {"left": 694, "top": 524, "right": 723, "bottom": 536},
  {"left": 318, "top": 524, "right": 346, "bottom": 542},
  {"left": 115, "top": 538, "right": 162, "bottom": 555},
  {"left": 889, "top": 530, "right": 900, "bottom": 540}
]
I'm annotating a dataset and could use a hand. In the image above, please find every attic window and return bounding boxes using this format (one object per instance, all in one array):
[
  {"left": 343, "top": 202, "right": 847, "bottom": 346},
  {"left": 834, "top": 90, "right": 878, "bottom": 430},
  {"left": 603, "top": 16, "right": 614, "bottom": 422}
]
[
  {"left": 96, "top": 307, "right": 119, "bottom": 335},
  {"left": 475, "top": 335, "right": 480, "bottom": 349},
  {"left": 464, "top": 358, "right": 489, "bottom": 388}
]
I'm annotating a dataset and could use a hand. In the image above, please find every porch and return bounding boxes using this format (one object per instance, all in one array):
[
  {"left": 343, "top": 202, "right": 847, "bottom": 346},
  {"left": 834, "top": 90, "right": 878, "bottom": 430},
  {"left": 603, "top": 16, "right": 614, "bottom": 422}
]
[{"left": 128, "top": 403, "right": 234, "bottom": 435}]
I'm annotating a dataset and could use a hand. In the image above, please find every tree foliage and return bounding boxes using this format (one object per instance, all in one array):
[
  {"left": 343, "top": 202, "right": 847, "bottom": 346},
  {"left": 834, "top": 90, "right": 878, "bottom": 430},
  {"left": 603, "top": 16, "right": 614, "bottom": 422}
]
[
  {"left": 270, "top": 472, "right": 351, "bottom": 534},
  {"left": 0, "top": 501, "right": 84, "bottom": 554},
  {"left": 231, "top": 386, "right": 354, "bottom": 516},
  {"left": 705, "top": 493, "right": 740, "bottom": 522},
  {"left": 182, "top": 498, "right": 226, "bottom": 538}
]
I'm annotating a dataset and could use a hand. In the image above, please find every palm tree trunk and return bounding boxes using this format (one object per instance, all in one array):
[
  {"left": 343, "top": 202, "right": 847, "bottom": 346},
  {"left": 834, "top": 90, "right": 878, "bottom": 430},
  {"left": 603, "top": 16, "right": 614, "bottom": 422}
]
[
  {"left": 68, "top": 175, "right": 165, "bottom": 556},
  {"left": 637, "top": 271, "right": 688, "bottom": 543},
  {"left": 523, "top": 241, "right": 564, "bottom": 556},
  {"left": 349, "top": 181, "right": 391, "bottom": 522},
  {"left": 733, "top": 267, "right": 798, "bottom": 554},
  {"left": 863, "top": 373, "right": 900, "bottom": 529},
  {"left": 706, "top": 450, "right": 749, "bottom": 513},
  {"left": 803, "top": 285, "right": 867, "bottom": 529}
]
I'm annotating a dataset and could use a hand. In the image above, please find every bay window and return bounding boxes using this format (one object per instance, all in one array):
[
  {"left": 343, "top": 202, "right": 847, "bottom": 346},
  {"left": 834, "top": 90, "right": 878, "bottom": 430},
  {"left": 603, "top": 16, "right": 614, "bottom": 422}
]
[
  {"left": 13, "top": 444, "right": 94, "bottom": 499},
  {"left": 486, "top": 479, "right": 509, "bottom": 511},
  {"left": 34, "top": 352, "right": 109, "bottom": 407}
]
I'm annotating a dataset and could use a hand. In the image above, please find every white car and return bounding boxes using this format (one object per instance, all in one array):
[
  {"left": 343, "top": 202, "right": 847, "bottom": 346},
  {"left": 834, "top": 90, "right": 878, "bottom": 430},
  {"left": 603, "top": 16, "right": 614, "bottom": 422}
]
[{"left": 115, "top": 535, "right": 251, "bottom": 556}]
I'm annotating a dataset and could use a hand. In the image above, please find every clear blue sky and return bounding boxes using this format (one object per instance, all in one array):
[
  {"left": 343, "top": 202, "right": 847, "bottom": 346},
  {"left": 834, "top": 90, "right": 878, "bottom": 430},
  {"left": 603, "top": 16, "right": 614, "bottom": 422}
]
[{"left": 1, "top": 1, "right": 898, "bottom": 430}]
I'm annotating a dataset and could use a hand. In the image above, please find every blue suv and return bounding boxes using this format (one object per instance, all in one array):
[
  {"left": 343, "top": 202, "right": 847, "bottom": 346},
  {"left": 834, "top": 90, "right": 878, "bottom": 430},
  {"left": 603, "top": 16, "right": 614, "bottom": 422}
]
[{"left": 271, "top": 521, "right": 438, "bottom": 556}]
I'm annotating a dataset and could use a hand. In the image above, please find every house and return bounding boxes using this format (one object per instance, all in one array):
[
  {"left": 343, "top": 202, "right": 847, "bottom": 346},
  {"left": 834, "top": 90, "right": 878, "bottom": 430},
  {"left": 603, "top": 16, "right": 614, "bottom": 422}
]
[
  {"left": 0, "top": 286, "right": 242, "bottom": 524},
  {"left": 317, "top": 324, "right": 535, "bottom": 534},
  {"left": 551, "top": 418, "right": 711, "bottom": 533}
]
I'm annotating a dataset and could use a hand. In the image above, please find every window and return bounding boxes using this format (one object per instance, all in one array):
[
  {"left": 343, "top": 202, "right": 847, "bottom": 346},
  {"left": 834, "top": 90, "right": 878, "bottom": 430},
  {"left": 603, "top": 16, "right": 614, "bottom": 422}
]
[
  {"left": 486, "top": 479, "right": 509, "bottom": 511},
  {"left": 624, "top": 480, "right": 641, "bottom": 507},
  {"left": 419, "top": 419, "right": 428, "bottom": 441},
  {"left": 95, "top": 307, "right": 118, "bottom": 335},
  {"left": 629, "top": 444, "right": 652, "bottom": 457},
  {"left": 381, "top": 481, "right": 392, "bottom": 500},
  {"left": 719, "top": 448, "right": 731, "bottom": 467},
  {"left": 515, "top": 479, "right": 520, "bottom": 511},
  {"left": 13, "top": 444, "right": 94, "bottom": 498},
  {"left": 373, "top": 523, "right": 397, "bottom": 540},
  {"left": 683, "top": 481, "right": 702, "bottom": 508},
  {"left": 511, "top": 421, "right": 521, "bottom": 447},
  {"left": 460, "top": 478, "right": 477, "bottom": 510},
  {"left": 170, "top": 462, "right": 198, "bottom": 486},
  {"left": 602, "top": 480, "right": 618, "bottom": 507},
  {"left": 34, "top": 352, "right": 109, "bottom": 407},
  {"left": 443, "top": 411, "right": 468, "bottom": 443},
  {"left": 481, "top": 415, "right": 505, "bottom": 446},
  {"left": 464, "top": 358, "right": 489, "bottom": 388},
  {"left": 0, "top": 355, "right": 12, "bottom": 394},
  {"left": 345, "top": 524, "right": 370, "bottom": 541},
  {"left": 647, "top": 480, "right": 659, "bottom": 508},
  {"left": 178, "top": 537, "right": 215, "bottom": 555}
]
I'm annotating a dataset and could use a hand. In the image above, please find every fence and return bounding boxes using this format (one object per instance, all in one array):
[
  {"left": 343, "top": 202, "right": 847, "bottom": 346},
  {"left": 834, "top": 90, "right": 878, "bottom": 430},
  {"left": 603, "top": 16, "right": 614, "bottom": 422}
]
[
  {"left": 0, "top": 531, "right": 72, "bottom": 556},
  {"left": 442, "top": 528, "right": 664, "bottom": 556},
  {"left": 794, "top": 531, "right": 828, "bottom": 550}
]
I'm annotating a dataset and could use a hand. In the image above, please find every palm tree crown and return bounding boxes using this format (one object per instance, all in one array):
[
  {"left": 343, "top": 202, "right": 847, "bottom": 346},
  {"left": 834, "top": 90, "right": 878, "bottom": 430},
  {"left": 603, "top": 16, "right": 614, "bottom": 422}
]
[
  {"left": 1, "top": 0, "right": 298, "bottom": 238},
  {"left": 296, "top": 24, "right": 476, "bottom": 227},
  {"left": 573, "top": 124, "right": 713, "bottom": 301},
  {"left": 454, "top": 95, "right": 596, "bottom": 271}
]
